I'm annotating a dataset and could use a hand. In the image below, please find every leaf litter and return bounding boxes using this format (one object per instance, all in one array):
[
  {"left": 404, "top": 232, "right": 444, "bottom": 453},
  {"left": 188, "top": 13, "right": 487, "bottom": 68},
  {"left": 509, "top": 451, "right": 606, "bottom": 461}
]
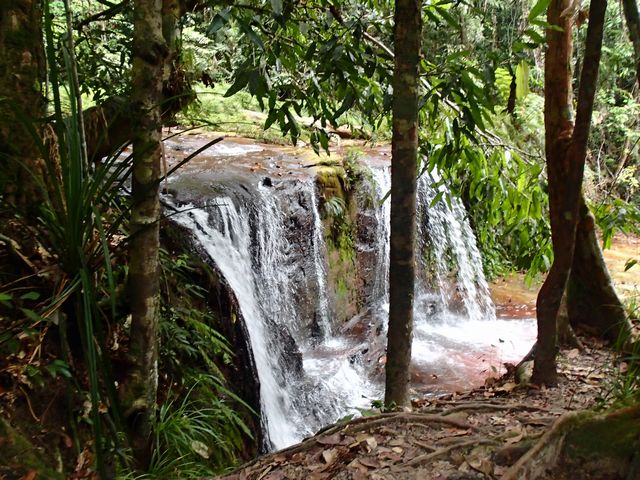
[{"left": 215, "top": 337, "right": 621, "bottom": 479}]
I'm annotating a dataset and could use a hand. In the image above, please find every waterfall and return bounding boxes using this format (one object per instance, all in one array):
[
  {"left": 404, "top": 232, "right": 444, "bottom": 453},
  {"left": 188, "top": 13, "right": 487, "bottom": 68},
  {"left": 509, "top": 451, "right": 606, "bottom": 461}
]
[
  {"left": 169, "top": 198, "right": 300, "bottom": 448},
  {"left": 309, "top": 190, "right": 331, "bottom": 337},
  {"left": 370, "top": 167, "right": 495, "bottom": 324},
  {"left": 168, "top": 180, "right": 374, "bottom": 451},
  {"left": 166, "top": 150, "right": 533, "bottom": 452},
  {"left": 415, "top": 172, "right": 496, "bottom": 323}
]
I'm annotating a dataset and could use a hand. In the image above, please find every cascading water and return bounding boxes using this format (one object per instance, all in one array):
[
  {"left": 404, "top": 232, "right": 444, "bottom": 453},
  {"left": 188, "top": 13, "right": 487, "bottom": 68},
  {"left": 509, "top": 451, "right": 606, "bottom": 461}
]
[
  {"left": 168, "top": 179, "right": 375, "bottom": 450},
  {"left": 165, "top": 139, "right": 535, "bottom": 451},
  {"left": 369, "top": 167, "right": 495, "bottom": 323},
  {"left": 415, "top": 171, "right": 496, "bottom": 323},
  {"left": 367, "top": 166, "right": 534, "bottom": 393}
]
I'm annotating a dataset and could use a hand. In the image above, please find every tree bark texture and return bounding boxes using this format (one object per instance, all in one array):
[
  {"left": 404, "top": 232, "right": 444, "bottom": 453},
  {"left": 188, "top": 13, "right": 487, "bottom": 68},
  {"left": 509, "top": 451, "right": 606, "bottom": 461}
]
[
  {"left": 533, "top": 0, "right": 607, "bottom": 385},
  {"left": 567, "top": 194, "right": 631, "bottom": 343},
  {"left": 622, "top": 0, "right": 640, "bottom": 86},
  {"left": 384, "top": 0, "right": 421, "bottom": 408},
  {"left": 0, "top": 0, "right": 46, "bottom": 208},
  {"left": 126, "top": 0, "right": 167, "bottom": 469}
]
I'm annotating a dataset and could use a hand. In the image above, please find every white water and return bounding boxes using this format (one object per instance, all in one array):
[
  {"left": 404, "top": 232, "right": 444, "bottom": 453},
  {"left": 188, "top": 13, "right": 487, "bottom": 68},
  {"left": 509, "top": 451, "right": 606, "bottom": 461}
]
[
  {"left": 309, "top": 189, "right": 332, "bottom": 337},
  {"left": 170, "top": 199, "right": 300, "bottom": 448},
  {"left": 169, "top": 182, "right": 374, "bottom": 450},
  {"left": 415, "top": 171, "right": 496, "bottom": 323},
  {"left": 371, "top": 168, "right": 495, "bottom": 323}
]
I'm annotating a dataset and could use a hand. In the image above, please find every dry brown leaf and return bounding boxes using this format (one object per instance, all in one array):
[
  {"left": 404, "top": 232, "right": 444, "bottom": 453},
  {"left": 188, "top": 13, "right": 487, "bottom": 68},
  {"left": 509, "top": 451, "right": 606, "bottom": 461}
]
[
  {"left": 567, "top": 348, "right": 580, "bottom": 359},
  {"left": 358, "top": 457, "right": 381, "bottom": 469},
  {"left": 316, "top": 433, "right": 342, "bottom": 446},
  {"left": 388, "top": 437, "right": 406, "bottom": 447},
  {"left": 496, "top": 381, "right": 517, "bottom": 393},
  {"left": 365, "top": 436, "right": 378, "bottom": 450},
  {"left": 505, "top": 432, "right": 524, "bottom": 444},
  {"left": 468, "top": 457, "right": 494, "bottom": 476},
  {"left": 321, "top": 448, "right": 338, "bottom": 465}
]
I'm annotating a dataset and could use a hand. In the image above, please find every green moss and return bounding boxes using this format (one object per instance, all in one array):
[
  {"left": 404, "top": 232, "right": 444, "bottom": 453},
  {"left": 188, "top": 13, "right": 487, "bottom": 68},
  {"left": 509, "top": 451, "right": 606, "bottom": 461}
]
[
  {"left": 564, "top": 409, "right": 640, "bottom": 461},
  {"left": 0, "top": 419, "right": 64, "bottom": 479}
]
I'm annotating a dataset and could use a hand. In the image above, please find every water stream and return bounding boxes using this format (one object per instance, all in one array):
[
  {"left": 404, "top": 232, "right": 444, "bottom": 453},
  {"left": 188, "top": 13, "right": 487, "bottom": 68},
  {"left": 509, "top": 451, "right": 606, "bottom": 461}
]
[{"left": 165, "top": 140, "right": 536, "bottom": 451}]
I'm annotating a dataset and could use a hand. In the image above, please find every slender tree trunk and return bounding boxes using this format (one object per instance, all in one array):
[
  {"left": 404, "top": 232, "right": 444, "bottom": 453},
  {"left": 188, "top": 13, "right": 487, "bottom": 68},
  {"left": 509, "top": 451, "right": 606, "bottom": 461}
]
[
  {"left": 126, "top": 0, "right": 167, "bottom": 469},
  {"left": 622, "top": 0, "right": 640, "bottom": 86},
  {"left": 384, "top": 0, "right": 421, "bottom": 408},
  {"left": 533, "top": 0, "right": 607, "bottom": 385},
  {"left": 0, "top": 0, "right": 46, "bottom": 208},
  {"left": 567, "top": 194, "right": 631, "bottom": 343}
]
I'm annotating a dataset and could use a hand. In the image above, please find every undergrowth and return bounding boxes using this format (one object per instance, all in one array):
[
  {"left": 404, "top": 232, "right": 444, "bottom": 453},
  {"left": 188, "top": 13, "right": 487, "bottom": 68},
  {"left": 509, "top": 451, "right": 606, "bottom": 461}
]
[{"left": 119, "top": 250, "right": 254, "bottom": 479}]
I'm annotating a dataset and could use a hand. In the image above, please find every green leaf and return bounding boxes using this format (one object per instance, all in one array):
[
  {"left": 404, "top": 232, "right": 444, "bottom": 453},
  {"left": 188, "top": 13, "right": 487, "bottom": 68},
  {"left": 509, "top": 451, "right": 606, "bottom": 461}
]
[
  {"left": 515, "top": 61, "right": 530, "bottom": 99},
  {"left": 238, "top": 21, "right": 264, "bottom": 51},
  {"left": 208, "top": 8, "right": 232, "bottom": 35},
  {"left": 524, "top": 28, "right": 545, "bottom": 45},
  {"left": 264, "top": 109, "right": 278, "bottom": 130},
  {"left": 20, "top": 291, "right": 40, "bottom": 301},
  {"left": 334, "top": 89, "right": 355, "bottom": 119},
  {"left": 224, "top": 71, "right": 249, "bottom": 97},
  {"left": 624, "top": 258, "right": 637, "bottom": 272},
  {"left": 20, "top": 308, "right": 44, "bottom": 323},
  {"left": 430, "top": 191, "right": 444, "bottom": 208},
  {"left": 528, "top": 0, "right": 551, "bottom": 21}
]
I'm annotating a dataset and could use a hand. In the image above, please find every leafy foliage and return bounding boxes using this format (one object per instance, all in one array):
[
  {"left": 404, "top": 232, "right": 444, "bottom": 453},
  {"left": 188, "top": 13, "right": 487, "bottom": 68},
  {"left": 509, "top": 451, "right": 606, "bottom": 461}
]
[{"left": 140, "top": 250, "right": 254, "bottom": 476}]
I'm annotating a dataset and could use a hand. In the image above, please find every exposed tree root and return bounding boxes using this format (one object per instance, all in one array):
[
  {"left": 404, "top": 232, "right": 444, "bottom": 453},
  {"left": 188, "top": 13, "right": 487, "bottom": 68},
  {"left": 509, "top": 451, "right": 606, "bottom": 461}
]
[{"left": 404, "top": 438, "right": 498, "bottom": 468}]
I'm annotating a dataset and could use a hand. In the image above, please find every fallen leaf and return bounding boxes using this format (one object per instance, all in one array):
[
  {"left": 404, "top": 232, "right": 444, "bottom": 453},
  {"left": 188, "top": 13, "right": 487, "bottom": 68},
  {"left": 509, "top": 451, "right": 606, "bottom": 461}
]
[
  {"left": 496, "top": 381, "right": 517, "bottom": 393},
  {"left": 322, "top": 448, "right": 337, "bottom": 465},
  {"left": 317, "top": 433, "right": 342, "bottom": 446},
  {"left": 468, "top": 457, "right": 494, "bottom": 475},
  {"left": 359, "top": 457, "right": 380, "bottom": 468},
  {"left": 388, "top": 437, "right": 406, "bottom": 447},
  {"left": 505, "top": 432, "right": 524, "bottom": 444},
  {"left": 365, "top": 436, "right": 377, "bottom": 450},
  {"left": 567, "top": 348, "right": 580, "bottom": 359}
]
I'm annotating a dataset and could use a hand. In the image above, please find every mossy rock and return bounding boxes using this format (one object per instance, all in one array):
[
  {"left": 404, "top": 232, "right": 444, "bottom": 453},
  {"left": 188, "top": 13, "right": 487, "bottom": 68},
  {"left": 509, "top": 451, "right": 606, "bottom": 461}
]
[
  {"left": 314, "top": 165, "right": 347, "bottom": 201},
  {"left": 0, "top": 418, "right": 64, "bottom": 479},
  {"left": 503, "top": 404, "right": 640, "bottom": 480}
]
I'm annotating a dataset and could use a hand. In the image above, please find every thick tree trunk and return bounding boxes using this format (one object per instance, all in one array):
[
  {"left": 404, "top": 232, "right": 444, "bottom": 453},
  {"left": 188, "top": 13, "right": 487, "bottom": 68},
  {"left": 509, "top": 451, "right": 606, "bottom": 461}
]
[
  {"left": 126, "top": 0, "right": 167, "bottom": 469},
  {"left": 622, "top": 0, "right": 640, "bottom": 86},
  {"left": 567, "top": 194, "right": 631, "bottom": 343},
  {"left": 0, "top": 0, "right": 46, "bottom": 208},
  {"left": 533, "top": 0, "right": 607, "bottom": 385},
  {"left": 384, "top": 0, "right": 421, "bottom": 408}
]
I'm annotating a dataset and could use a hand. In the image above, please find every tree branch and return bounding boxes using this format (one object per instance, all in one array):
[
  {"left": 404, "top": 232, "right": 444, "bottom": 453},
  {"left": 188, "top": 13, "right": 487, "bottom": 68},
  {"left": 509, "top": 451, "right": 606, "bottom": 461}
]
[
  {"left": 622, "top": 0, "right": 640, "bottom": 86},
  {"left": 74, "top": 1, "right": 130, "bottom": 30},
  {"left": 570, "top": 0, "right": 607, "bottom": 167}
]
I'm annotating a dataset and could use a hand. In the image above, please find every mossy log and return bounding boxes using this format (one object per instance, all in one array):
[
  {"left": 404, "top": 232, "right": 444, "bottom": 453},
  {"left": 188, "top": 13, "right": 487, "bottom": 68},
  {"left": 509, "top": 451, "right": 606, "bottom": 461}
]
[{"left": 503, "top": 404, "right": 640, "bottom": 480}]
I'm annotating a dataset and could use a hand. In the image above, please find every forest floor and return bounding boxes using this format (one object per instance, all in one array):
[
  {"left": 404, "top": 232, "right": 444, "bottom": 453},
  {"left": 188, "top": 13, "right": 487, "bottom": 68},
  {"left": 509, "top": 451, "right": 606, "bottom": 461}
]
[{"left": 214, "top": 338, "right": 622, "bottom": 480}]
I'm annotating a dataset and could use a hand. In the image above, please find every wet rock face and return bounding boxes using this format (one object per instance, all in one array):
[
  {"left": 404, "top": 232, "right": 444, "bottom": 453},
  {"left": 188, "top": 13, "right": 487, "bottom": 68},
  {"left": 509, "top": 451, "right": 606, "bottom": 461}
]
[{"left": 165, "top": 156, "right": 397, "bottom": 447}]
